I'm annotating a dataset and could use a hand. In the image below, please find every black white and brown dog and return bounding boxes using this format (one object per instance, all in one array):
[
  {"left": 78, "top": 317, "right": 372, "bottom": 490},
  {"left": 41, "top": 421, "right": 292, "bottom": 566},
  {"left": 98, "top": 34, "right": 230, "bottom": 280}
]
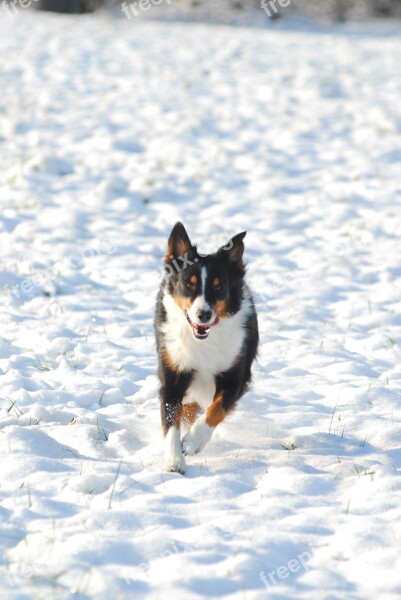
[{"left": 155, "top": 222, "right": 259, "bottom": 473}]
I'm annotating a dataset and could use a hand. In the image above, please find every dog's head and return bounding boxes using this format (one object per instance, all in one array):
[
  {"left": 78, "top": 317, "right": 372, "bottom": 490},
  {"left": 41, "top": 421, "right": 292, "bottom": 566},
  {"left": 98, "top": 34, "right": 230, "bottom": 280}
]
[{"left": 163, "top": 222, "right": 247, "bottom": 340}]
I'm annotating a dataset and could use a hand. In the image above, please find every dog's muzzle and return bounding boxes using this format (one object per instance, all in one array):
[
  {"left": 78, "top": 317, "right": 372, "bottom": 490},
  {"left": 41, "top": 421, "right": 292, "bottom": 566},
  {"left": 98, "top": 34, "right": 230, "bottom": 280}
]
[{"left": 185, "top": 311, "right": 220, "bottom": 340}]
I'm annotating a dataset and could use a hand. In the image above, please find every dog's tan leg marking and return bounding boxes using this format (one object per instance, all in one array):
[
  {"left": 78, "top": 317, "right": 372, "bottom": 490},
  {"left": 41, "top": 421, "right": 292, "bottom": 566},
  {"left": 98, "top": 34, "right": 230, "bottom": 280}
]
[{"left": 205, "top": 392, "right": 226, "bottom": 427}]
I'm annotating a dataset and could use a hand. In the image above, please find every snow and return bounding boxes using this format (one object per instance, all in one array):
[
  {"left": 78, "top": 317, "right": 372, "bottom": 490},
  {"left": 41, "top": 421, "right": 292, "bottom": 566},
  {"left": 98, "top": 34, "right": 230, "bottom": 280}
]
[{"left": 1, "top": 9, "right": 401, "bottom": 600}]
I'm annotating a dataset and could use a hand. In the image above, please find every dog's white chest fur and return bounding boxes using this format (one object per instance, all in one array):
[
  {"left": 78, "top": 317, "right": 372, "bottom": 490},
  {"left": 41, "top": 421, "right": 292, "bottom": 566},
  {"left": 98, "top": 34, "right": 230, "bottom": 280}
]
[{"left": 161, "top": 290, "right": 252, "bottom": 410}]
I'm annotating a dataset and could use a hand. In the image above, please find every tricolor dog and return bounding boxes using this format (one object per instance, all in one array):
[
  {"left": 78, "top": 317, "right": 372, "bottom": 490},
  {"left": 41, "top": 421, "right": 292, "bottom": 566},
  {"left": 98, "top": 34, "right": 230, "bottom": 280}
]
[{"left": 155, "top": 222, "right": 259, "bottom": 474}]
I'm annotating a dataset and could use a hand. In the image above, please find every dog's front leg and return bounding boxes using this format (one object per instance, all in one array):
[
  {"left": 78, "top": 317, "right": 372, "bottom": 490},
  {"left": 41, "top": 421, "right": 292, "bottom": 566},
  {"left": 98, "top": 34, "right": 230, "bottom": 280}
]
[
  {"left": 182, "top": 368, "right": 245, "bottom": 456},
  {"left": 163, "top": 409, "right": 185, "bottom": 474},
  {"left": 181, "top": 391, "right": 226, "bottom": 456},
  {"left": 160, "top": 369, "right": 192, "bottom": 474}
]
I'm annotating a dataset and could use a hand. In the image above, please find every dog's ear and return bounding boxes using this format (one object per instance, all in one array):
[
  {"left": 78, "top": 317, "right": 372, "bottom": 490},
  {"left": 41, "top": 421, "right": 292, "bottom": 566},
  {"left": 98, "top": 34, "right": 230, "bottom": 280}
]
[
  {"left": 218, "top": 232, "right": 246, "bottom": 270},
  {"left": 164, "top": 222, "right": 193, "bottom": 263}
]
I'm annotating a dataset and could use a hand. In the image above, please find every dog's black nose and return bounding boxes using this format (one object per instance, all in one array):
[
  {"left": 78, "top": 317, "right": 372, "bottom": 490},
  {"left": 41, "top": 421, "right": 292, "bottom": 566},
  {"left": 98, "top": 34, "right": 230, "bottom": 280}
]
[{"left": 198, "top": 309, "right": 212, "bottom": 323}]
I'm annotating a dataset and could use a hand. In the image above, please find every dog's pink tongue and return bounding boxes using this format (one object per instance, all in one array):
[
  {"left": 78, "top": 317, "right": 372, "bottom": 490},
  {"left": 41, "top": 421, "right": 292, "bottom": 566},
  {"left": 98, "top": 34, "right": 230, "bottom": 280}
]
[{"left": 195, "top": 316, "right": 220, "bottom": 335}]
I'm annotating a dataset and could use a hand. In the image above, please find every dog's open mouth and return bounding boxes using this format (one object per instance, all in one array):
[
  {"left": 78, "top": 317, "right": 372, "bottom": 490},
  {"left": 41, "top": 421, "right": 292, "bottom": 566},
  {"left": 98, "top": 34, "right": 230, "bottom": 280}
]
[{"left": 185, "top": 311, "right": 220, "bottom": 340}]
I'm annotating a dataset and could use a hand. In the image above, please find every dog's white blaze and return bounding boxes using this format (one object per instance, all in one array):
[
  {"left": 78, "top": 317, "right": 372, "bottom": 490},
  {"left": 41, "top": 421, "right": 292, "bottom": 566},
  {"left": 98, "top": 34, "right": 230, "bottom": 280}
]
[
  {"left": 187, "top": 266, "right": 212, "bottom": 325},
  {"left": 201, "top": 266, "right": 207, "bottom": 295},
  {"left": 162, "top": 284, "right": 253, "bottom": 386},
  {"left": 164, "top": 426, "right": 185, "bottom": 473}
]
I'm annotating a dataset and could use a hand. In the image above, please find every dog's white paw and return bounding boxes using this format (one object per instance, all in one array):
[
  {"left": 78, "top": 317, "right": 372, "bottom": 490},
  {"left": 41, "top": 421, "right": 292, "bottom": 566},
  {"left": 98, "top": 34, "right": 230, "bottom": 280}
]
[
  {"left": 164, "top": 455, "right": 186, "bottom": 475},
  {"left": 182, "top": 417, "right": 213, "bottom": 456},
  {"left": 164, "top": 426, "right": 186, "bottom": 474}
]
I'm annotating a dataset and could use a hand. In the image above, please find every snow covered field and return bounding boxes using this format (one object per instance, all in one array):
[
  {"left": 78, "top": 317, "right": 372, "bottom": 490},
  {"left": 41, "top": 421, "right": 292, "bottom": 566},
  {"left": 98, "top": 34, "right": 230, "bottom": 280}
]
[{"left": 1, "top": 10, "right": 401, "bottom": 600}]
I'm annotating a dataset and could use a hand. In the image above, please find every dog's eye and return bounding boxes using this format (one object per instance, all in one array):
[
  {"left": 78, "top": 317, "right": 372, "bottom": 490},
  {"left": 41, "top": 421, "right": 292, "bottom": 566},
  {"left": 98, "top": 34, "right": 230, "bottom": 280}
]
[
  {"left": 213, "top": 278, "right": 222, "bottom": 292},
  {"left": 185, "top": 282, "right": 195, "bottom": 290}
]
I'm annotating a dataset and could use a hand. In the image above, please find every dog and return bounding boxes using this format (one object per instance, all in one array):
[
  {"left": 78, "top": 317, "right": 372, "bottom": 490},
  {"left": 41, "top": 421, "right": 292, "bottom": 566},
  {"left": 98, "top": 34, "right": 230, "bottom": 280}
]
[{"left": 154, "top": 222, "right": 259, "bottom": 474}]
